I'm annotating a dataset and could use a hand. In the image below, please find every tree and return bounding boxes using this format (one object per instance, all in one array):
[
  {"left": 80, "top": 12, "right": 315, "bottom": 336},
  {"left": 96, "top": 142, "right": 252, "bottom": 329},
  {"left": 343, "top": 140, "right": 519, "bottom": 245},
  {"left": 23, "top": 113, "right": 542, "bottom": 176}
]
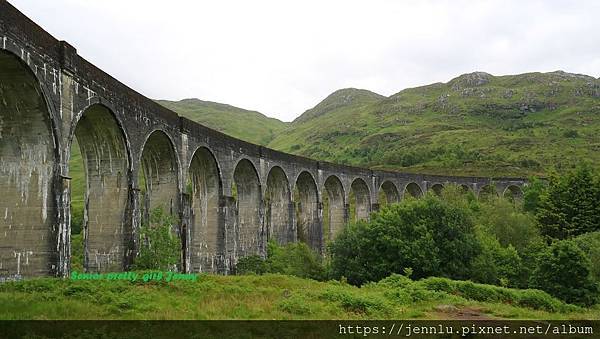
[
  {"left": 530, "top": 240, "right": 598, "bottom": 306},
  {"left": 133, "top": 207, "right": 182, "bottom": 271},
  {"left": 536, "top": 164, "right": 600, "bottom": 239},
  {"left": 522, "top": 177, "right": 546, "bottom": 213},
  {"left": 329, "top": 195, "right": 480, "bottom": 285},
  {"left": 470, "top": 231, "right": 523, "bottom": 287}
]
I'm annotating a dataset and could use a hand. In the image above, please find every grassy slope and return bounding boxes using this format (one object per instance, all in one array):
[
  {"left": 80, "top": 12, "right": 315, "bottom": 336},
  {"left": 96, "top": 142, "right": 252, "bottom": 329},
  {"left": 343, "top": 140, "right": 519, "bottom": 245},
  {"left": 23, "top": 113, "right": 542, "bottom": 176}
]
[
  {"left": 0, "top": 274, "right": 597, "bottom": 320},
  {"left": 269, "top": 71, "right": 600, "bottom": 177},
  {"left": 156, "top": 98, "right": 288, "bottom": 145}
]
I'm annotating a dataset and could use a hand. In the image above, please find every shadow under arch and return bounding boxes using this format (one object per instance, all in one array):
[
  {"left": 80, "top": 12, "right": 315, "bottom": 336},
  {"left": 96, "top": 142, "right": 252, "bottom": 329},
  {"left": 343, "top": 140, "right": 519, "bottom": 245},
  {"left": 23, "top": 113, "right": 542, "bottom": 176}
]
[
  {"left": 430, "top": 183, "right": 444, "bottom": 196},
  {"left": 479, "top": 184, "right": 498, "bottom": 201},
  {"left": 138, "top": 129, "right": 180, "bottom": 217},
  {"left": 70, "top": 103, "right": 131, "bottom": 272},
  {"left": 0, "top": 49, "right": 60, "bottom": 277},
  {"left": 293, "top": 171, "right": 320, "bottom": 252},
  {"left": 323, "top": 175, "right": 346, "bottom": 242},
  {"left": 265, "top": 166, "right": 292, "bottom": 245},
  {"left": 350, "top": 178, "right": 371, "bottom": 222},
  {"left": 187, "top": 146, "right": 223, "bottom": 272},
  {"left": 503, "top": 185, "right": 523, "bottom": 201},
  {"left": 404, "top": 182, "right": 423, "bottom": 199},
  {"left": 379, "top": 180, "right": 400, "bottom": 206},
  {"left": 233, "top": 158, "right": 263, "bottom": 258}
]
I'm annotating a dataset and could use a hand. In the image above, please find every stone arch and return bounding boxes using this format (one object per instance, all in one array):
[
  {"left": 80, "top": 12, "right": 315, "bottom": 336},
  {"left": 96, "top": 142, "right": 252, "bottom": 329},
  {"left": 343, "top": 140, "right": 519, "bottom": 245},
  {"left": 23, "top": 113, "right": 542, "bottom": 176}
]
[
  {"left": 233, "top": 158, "right": 263, "bottom": 258},
  {"left": 503, "top": 185, "right": 523, "bottom": 201},
  {"left": 460, "top": 184, "right": 471, "bottom": 193},
  {"left": 70, "top": 104, "right": 131, "bottom": 272},
  {"left": 479, "top": 184, "right": 498, "bottom": 201},
  {"left": 404, "top": 182, "right": 423, "bottom": 198},
  {"left": 431, "top": 183, "right": 444, "bottom": 196},
  {"left": 265, "top": 166, "right": 292, "bottom": 245},
  {"left": 323, "top": 175, "right": 346, "bottom": 241},
  {"left": 379, "top": 180, "right": 400, "bottom": 206},
  {"left": 0, "top": 50, "right": 59, "bottom": 277},
  {"left": 188, "top": 146, "right": 222, "bottom": 272},
  {"left": 294, "top": 171, "right": 321, "bottom": 252},
  {"left": 138, "top": 130, "right": 180, "bottom": 220},
  {"left": 350, "top": 178, "right": 371, "bottom": 221}
]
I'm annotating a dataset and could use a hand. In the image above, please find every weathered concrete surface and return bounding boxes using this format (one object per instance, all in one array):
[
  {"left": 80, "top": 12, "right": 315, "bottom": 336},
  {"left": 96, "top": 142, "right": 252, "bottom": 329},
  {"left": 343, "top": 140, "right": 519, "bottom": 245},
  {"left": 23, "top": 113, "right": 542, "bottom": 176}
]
[
  {"left": 265, "top": 166, "right": 293, "bottom": 245},
  {"left": 75, "top": 104, "right": 129, "bottom": 272},
  {"left": 0, "top": 1, "right": 528, "bottom": 277}
]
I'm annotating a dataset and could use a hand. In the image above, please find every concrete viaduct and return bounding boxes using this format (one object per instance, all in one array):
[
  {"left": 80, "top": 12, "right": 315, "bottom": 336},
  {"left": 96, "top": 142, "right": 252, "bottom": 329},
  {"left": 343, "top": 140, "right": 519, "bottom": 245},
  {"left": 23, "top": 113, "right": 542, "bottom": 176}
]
[{"left": 0, "top": 1, "right": 525, "bottom": 278}]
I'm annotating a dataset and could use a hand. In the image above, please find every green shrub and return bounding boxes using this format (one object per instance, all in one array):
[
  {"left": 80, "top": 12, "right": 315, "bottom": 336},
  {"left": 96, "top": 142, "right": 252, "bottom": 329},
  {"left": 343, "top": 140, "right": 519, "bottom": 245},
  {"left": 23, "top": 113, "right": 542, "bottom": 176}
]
[
  {"left": 277, "top": 294, "right": 313, "bottom": 315},
  {"left": 266, "top": 241, "right": 325, "bottom": 280},
  {"left": 530, "top": 240, "right": 598, "bottom": 306},
  {"left": 234, "top": 242, "right": 325, "bottom": 279},
  {"left": 70, "top": 233, "right": 84, "bottom": 272},
  {"left": 572, "top": 232, "right": 600, "bottom": 284},
  {"left": 329, "top": 195, "right": 481, "bottom": 285},
  {"left": 320, "top": 288, "right": 389, "bottom": 314},
  {"left": 470, "top": 231, "right": 523, "bottom": 287},
  {"left": 133, "top": 207, "right": 181, "bottom": 271},
  {"left": 235, "top": 255, "right": 268, "bottom": 275},
  {"left": 523, "top": 177, "right": 546, "bottom": 212},
  {"left": 419, "top": 277, "right": 571, "bottom": 312},
  {"left": 476, "top": 197, "right": 541, "bottom": 253}
]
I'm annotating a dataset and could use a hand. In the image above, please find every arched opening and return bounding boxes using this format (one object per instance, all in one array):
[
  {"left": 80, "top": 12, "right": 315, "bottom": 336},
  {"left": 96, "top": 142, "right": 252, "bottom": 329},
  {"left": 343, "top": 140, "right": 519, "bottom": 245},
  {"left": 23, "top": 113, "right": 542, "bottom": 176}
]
[
  {"left": 294, "top": 171, "right": 320, "bottom": 252},
  {"left": 460, "top": 184, "right": 471, "bottom": 194},
  {"left": 323, "top": 176, "right": 345, "bottom": 242},
  {"left": 265, "top": 166, "right": 292, "bottom": 245},
  {"left": 70, "top": 104, "right": 130, "bottom": 273},
  {"left": 0, "top": 51, "right": 58, "bottom": 277},
  {"left": 139, "top": 130, "right": 179, "bottom": 218},
  {"left": 138, "top": 130, "right": 181, "bottom": 268},
  {"left": 503, "top": 185, "right": 523, "bottom": 202},
  {"left": 233, "top": 159, "right": 262, "bottom": 258},
  {"left": 379, "top": 181, "right": 400, "bottom": 207},
  {"left": 188, "top": 147, "right": 222, "bottom": 272},
  {"left": 350, "top": 178, "right": 371, "bottom": 222},
  {"left": 404, "top": 182, "right": 423, "bottom": 199},
  {"left": 479, "top": 184, "right": 498, "bottom": 201},
  {"left": 431, "top": 183, "right": 444, "bottom": 196}
]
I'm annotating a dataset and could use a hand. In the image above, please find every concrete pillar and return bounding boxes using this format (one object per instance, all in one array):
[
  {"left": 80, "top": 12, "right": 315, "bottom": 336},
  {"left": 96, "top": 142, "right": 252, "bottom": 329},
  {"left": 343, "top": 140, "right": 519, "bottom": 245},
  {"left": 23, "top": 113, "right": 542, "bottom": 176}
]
[
  {"left": 126, "top": 187, "right": 141, "bottom": 271},
  {"left": 56, "top": 175, "right": 71, "bottom": 277},
  {"left": 181, "top": 192, "right": 192, "bottom": 273},
  {"left": 222, "top": 195, "right": 237, "bottom": 274}
]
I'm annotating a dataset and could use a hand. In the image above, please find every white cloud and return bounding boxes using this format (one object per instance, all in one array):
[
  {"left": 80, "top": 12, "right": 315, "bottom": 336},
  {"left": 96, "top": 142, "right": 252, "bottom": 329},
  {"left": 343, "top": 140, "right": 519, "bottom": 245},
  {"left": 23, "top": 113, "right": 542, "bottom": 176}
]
[{"left": 10, "top": 0, "right": 600, "bottom": 121}]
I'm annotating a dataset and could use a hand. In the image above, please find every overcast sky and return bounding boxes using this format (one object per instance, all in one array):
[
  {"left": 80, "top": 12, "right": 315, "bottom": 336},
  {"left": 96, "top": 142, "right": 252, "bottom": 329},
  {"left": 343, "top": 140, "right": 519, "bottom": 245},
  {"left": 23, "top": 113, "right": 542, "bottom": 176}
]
[{"left": 10, "top": 0, "right": 600, "bottom": 121}]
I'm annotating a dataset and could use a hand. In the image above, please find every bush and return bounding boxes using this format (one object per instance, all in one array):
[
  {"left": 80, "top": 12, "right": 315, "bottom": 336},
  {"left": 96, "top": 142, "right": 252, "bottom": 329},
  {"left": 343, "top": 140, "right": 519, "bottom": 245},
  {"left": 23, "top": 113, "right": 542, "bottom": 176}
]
[
  {"left": 470, "top": 231, "right": 523, "bottom": 287},
  {"left": 234, "top": 242, "right": 325, "bottom": 280},
  {"left": 530, "top": 240, "right": 598, "bottom": 306},
  {"left": 572, "top": 232, "right": 600, "bottom": 284},
  {"left": 419, "top": 277, "right": 571, "bottom": 312},
  {"left": 536, "top": 164, "right": 600, "bottom": 239},
  {"left": 70, "top": 233, "right": 84, "bottom": 272},
  {"left": 235, "top": 255, "right": 268, "bottom": 275},
  {"left": 523, "top": 177, "right": 546, "bottom": 212},
  {"left": 328, "top": 195, "right": 481, "bottom": 285},
  {"left": 476, "top": 197, "right": 541, "bottom": 253},
  {"left": 133, "top": 207, "right": 182, "bottom": 271},
  {"left": 266, "top": 242, "right": 325, "bottom": 280}
]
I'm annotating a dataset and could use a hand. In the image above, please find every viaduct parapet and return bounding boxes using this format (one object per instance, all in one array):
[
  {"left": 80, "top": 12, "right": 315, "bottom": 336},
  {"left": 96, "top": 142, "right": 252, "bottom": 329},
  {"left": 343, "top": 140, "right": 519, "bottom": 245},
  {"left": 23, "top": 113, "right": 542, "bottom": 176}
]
[{"left": 0, "top": 1, "right": 525, "bottom": 278}]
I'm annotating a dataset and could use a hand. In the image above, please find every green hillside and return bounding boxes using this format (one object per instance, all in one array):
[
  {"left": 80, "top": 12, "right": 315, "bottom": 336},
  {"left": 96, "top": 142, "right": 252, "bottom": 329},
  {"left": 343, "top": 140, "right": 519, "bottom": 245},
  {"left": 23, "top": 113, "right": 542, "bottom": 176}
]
[
  {"left": 156, "top": 98, "right": 288, "bottom": 145},
  {"left": 268, "top": 71, "right": 600, "bottom": 177}
]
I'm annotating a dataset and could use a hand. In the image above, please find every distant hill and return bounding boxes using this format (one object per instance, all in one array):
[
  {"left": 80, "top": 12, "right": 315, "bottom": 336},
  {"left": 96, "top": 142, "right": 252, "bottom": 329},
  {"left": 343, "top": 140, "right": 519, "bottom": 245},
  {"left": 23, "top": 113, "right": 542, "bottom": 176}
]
[
  {"left": 156, "top": 98, "right": 287, "bottom": 145},
  {"left": 268, "top": 71, "right": 600, "bottom": 177}
]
